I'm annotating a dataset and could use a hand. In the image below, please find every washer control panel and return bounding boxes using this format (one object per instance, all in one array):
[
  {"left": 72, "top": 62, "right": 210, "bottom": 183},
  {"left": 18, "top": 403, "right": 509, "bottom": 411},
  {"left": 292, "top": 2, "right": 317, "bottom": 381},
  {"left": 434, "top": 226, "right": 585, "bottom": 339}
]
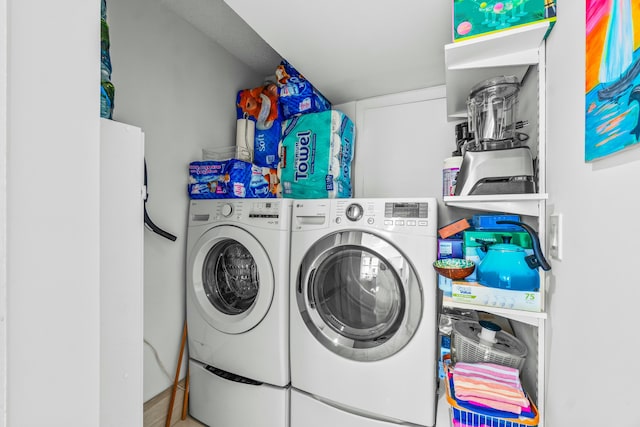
[{"left": 189, "top": 199, "right": 292, "bottom": 231}]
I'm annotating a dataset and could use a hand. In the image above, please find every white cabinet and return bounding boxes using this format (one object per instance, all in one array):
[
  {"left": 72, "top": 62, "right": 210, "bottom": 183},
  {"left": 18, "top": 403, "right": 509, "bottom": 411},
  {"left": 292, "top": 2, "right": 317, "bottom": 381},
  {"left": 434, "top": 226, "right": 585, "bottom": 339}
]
[
  {"left": 100, "top": 119, "right": 145, "bottom": 427},
  {"left": 441, "top": 22, "right": 552, "bottom": 427}
]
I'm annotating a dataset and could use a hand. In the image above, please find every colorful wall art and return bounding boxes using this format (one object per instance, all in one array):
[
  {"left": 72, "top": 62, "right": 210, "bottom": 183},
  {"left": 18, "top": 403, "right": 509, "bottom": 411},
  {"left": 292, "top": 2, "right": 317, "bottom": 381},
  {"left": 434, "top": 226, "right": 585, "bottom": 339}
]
[
  {"left": 585, "top": 0, "right": 640, "bottom": 161},
  {"left": 452, "top": 0, "right": 557, "bottom": 42}
]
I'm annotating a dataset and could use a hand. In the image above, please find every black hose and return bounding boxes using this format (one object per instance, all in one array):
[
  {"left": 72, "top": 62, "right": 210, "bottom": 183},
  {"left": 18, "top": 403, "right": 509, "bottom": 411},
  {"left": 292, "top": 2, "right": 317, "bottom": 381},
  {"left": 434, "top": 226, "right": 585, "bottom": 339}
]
[
  {"left": 144, "top": 160, "right": 177, "bottom": 242},
  {"left": 144, "top": 206, "right": 177, "bottom": 241}
]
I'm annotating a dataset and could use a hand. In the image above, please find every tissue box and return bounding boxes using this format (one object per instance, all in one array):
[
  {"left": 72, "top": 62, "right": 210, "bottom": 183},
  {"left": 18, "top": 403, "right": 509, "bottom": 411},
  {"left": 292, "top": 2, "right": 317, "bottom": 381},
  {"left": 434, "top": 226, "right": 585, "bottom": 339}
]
[
  {"left": 451, "top": 280, "right": 541, "bottom": 312},
  {"left": 438, "top": 238, "right": 464, "bottom": 259},
  {"left": 452, "top": 0, "right": 557, "bottom": 42}
]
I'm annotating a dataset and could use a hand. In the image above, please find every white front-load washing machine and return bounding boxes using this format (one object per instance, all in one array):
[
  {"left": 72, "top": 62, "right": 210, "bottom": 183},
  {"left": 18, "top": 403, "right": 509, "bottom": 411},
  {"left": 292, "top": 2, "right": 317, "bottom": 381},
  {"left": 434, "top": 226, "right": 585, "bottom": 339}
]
[
  {"left": 186, "top": 199, "right": 292, "bottom": 427},
  {"left": 289, "top": 198, "right": 439, "bottom": 427}
]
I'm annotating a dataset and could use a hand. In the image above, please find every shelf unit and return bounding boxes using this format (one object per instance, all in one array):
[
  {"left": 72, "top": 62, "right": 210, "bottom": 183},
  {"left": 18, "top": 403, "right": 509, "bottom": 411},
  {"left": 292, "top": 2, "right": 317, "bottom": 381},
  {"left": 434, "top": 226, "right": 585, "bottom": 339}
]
[{"left": 440, "top": 22, "right": 551, "bottom": 427}]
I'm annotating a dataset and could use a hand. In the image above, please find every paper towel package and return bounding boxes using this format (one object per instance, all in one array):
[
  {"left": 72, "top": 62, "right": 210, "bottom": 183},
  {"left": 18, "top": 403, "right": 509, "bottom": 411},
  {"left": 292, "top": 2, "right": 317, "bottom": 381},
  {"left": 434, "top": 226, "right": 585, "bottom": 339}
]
[
  {"left": 236, "top": 83, "right": 282, "bottom": 168},
  {"left": 278, "top": 110, "right": 354, "bottom": 199}
]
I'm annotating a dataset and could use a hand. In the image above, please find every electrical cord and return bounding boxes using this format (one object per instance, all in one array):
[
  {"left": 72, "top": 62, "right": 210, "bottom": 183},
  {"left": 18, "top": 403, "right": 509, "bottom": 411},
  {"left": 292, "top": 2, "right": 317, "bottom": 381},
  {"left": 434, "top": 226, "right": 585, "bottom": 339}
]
[{"left": 144, "top": 338, "right": 185, "bottom": 391}]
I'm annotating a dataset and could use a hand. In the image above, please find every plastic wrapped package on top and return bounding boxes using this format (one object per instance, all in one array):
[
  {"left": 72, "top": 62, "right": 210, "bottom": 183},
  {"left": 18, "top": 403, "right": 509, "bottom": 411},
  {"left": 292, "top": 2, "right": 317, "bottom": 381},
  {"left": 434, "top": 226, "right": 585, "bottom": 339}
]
[
  {"left": 276, "top": 60, "right": 331, "bottom": 120},
  {"left": 188, "top": 160, "right": 230, "bottom": 199},
  {"left": 188, "top": 159, "right": 278, "bottom": 199},
  {"left": 236, "top": 83, "right": 282, "bottom": 168},
  {"left": 278, "top": 110, "right": 354, "bottom": 199},
  {"left": 225, "top": 159, "right": 278, "bottom": 199}
]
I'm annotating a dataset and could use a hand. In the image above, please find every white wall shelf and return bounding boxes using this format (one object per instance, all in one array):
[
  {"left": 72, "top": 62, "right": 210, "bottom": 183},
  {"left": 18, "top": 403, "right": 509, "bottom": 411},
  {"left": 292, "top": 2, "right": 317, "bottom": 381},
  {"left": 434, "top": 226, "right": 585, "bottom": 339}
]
[
  {"left": 444, "top": 21, "right": 552, "bottom": 119},
  {"left": 442, "top": 297, "right": 546, "bottom": 327},
  {"left": 443, "top": 193, "right": 548, "bottom": 217},
  {"left": 441, "top": 21, "right": 551, "bottom": 427}
]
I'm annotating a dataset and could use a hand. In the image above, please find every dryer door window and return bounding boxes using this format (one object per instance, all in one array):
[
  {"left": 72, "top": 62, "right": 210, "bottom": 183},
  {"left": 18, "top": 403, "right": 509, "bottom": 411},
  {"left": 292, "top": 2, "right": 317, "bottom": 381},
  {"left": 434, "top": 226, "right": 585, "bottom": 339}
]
[
  {"left": 313, "top": 248, "right": 403, "bottom": 341},
  {"left": 297, "top": 231, "right": 422, "bottom": 361},
  {"left": 188, "top": 225, "right": 274, "bottom": 334}
]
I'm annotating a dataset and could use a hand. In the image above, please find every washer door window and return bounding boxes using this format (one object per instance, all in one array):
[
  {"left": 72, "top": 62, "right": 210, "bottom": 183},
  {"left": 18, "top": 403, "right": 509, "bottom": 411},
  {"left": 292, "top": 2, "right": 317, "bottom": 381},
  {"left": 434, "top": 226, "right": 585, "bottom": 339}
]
[
  {"left": 203, "top": 240, "right": 258, "bottom": 314},
  {"left": 297, "top": 231, "right": 422, "bottom": 361},
  {"left": 189, "top": 225, "right": 274, "bottom": 334}
]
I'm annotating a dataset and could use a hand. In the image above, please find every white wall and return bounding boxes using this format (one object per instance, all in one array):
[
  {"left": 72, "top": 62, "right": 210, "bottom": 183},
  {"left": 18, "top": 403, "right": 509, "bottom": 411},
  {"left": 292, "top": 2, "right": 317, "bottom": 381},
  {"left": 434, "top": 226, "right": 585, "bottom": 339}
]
[
  {"left": 545, "top": 3, "right": 640, "bottom": 426},
  {"left": 106, "top": 0, "right": 263, "bottom": 400},
  {"left": 351, "top": 86, "right": 466, "bottom": 225},
  {"left": 6, "top": 0, "right": 101, "bottom": 425},
  {"left": 0, "top": 0, "right": 6, "bottom": 424}
]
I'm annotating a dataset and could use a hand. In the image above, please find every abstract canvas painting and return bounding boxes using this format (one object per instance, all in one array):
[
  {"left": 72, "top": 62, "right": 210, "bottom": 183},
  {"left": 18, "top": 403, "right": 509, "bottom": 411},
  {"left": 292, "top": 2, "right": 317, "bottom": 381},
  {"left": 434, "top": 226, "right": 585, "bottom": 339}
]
[{"left": 585, "top": 0, "right": 640, "bottom": 161}]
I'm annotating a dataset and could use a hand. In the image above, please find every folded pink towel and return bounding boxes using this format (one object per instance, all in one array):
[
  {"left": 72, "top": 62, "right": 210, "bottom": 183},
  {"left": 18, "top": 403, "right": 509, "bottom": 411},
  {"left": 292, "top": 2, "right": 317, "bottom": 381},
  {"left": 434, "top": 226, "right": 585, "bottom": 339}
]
[
  {"left": 454, "top": 362, "right": 521, "bottom": 388},
  {"left": 453, "top": 362, "right": 530, "bottom": 411},
  {"left": 467, "top": 396, "right": 526, "bottom": 414}
]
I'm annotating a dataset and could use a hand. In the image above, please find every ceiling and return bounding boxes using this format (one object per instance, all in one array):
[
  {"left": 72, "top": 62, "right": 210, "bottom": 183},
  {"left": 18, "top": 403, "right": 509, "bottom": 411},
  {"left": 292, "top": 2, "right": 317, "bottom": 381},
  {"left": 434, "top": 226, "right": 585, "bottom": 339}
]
[{"left": 161, "top": 0, "right": 453, "bottom": 105}]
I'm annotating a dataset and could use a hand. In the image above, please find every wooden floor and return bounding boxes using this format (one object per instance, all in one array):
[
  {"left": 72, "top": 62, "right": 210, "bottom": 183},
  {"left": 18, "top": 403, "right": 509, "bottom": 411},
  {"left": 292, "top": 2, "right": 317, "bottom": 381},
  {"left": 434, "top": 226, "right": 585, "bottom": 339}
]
[
  {"left": 144, "top": 378, "right": 207, "bottom": 427},
  {"left": 173, "top": 416, "right": 206, "bottom": 426}
]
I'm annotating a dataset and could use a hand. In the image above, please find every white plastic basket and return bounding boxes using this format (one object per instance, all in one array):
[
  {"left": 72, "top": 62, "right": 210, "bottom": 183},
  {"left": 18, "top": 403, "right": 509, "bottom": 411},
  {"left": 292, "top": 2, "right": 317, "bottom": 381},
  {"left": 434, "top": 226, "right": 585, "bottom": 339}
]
[
  {"left": 452, "top": 320, "right": 527, "bottom": 370},
  {"left": 202, "top": 146, "right": 252, "bottom": 163}
]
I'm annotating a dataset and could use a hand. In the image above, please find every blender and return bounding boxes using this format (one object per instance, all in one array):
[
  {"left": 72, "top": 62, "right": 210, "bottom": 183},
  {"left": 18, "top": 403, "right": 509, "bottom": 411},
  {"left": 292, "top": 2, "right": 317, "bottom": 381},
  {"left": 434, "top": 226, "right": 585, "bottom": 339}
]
[{"left": 454, "top": 76, "right": 536, "bottom": 196}]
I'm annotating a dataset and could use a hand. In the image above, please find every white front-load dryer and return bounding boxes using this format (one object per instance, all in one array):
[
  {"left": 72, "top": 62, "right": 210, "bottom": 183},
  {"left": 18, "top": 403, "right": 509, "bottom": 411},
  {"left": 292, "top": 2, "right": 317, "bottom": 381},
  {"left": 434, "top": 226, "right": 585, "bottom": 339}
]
[
  {"left": 186, "top": 199, "right": 292, "bottom": 427},
  {"left": 289, "top": 198, "right": 439, "bottom": 427}
]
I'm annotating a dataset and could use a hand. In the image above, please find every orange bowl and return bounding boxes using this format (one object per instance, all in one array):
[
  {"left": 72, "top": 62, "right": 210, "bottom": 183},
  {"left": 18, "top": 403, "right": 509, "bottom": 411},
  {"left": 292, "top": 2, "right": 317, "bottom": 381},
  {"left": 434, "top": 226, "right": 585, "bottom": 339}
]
[{"left": 433, "top": 258, "right": 475, "bottom": 280}]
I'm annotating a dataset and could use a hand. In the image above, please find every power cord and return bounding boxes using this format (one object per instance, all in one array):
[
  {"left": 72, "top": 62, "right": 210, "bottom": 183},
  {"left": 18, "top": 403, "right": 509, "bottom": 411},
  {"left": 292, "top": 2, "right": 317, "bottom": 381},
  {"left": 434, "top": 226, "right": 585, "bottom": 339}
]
[{"left": 144, "top": 338, "right": 185, "bottom": 391}]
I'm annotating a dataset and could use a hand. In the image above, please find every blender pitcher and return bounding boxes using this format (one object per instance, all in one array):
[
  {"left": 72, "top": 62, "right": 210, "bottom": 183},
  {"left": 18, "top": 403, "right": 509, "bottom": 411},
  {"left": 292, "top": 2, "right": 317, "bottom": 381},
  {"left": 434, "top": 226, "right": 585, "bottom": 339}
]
[
  {"left": 454, "top": 75, "right": 536, "bottom": 196},
  {"left": 466, "top": 75, "right": 520, "bottom": 151}
]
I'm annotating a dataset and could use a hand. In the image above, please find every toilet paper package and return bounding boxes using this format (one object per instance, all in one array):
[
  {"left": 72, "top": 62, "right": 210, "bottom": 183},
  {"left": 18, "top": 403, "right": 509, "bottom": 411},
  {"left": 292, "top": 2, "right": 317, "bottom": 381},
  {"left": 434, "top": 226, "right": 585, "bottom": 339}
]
[
  {"left": 276, "top": 60, "right": 331, "bottom": 120},
  {"left": 278, "top": 110, "right": 354, "bottom": 199},
  {"left": 278, "top": 81, "right": 331, "bottom": 120},
  {"left": 188, "top": 159, "right": 278, "bottom": 199},
  {"left": 236, "top": 83, "right": 282, "bottom": 168},
  {"left": 188, "top": 160, "right": 230, "bottom": 199},
  {"left": 225, "top": 159, "right": 278, "bottom": 199}
]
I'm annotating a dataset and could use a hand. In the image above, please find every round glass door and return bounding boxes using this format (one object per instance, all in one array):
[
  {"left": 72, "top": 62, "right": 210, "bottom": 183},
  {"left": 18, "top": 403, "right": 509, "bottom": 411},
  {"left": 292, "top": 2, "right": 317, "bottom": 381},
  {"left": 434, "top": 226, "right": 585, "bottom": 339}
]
[
  {"left": 189, "top": 225, "right": 274, "bottom": 334},
  {"left": 203, "top": 240, "right": 259, "bottom": 315},
  {"left": 297, "top": 231, "right": 423, "bottom": 361}
]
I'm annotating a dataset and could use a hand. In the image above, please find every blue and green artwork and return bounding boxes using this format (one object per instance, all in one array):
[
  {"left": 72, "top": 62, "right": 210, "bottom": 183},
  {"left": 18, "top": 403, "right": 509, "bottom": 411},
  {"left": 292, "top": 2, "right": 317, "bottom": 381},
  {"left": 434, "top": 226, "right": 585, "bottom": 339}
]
[{"left": 452, "top": 0, "right": 556, "bottom": 41}]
